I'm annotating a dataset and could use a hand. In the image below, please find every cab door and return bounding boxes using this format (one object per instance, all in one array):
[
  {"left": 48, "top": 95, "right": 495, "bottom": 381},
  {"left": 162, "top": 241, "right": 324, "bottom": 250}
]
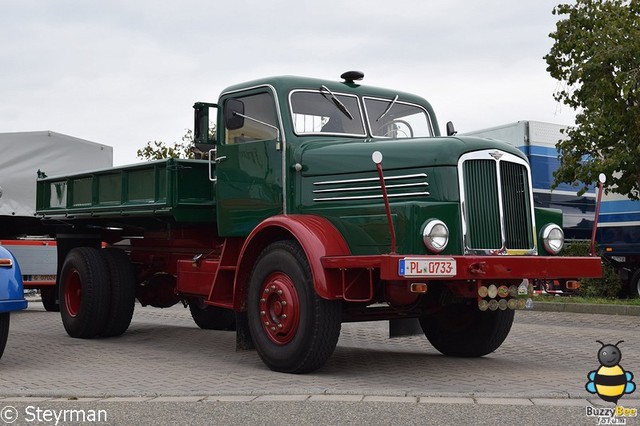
[{"left": 215, "top": 89, "right": 283, "bottom": 236}]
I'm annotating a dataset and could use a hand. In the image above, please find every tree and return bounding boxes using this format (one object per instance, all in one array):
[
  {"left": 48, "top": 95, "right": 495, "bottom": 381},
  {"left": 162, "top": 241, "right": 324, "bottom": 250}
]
[
  {"left": 545, "top": 0, "right": 640, "bottom": 198},
  {"left": 136, "top": 130, "right": 196, "bottom": 160}
]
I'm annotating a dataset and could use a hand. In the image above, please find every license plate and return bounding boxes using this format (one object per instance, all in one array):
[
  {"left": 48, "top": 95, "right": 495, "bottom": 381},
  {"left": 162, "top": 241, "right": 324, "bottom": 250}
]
[{"left": 399, "top": 258, "right": 456, "bottom": 277}]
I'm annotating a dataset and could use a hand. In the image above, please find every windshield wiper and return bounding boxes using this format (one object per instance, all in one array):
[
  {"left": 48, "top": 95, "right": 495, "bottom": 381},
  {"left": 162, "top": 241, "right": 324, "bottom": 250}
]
[
  {"left": 376, "top": 95, "right": 399, "bottom": 122},
  {"left": 320, "top": 85, "right": 353, "bottom": 120}
]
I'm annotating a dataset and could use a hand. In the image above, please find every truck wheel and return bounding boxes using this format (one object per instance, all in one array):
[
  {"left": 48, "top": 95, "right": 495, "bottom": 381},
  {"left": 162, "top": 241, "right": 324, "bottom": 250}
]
[
  {"left": 419, "top": 302, "right": 514, "bottom": 357},
  {"left": 59, "top": 247, "right": 111, "bottom": 338},
  {"left": 188, "top": 297, "right": 236, "bottom": 331},
  {"left": 40, "top": 287, "right": 60, "bottom": 312},
  {"left": 630, "top": 270, "right": 640, "bottom": 298},
  {"left": 0, "top": 313, "right": 9, "bottom": 359},
  {"left": 100, "top": 248, "right": 136, "bottom": 337},
  {"left": 247, "top": 240, "right": 341, "bottom": 373}
]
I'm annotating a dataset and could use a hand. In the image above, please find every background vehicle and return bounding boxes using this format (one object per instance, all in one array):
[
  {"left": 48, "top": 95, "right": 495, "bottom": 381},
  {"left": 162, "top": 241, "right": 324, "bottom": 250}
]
[
  {"left": 463, "top": 120, "right": 639, "bottom": 297},
  {"left": 0, "top": 246, "right": 28, "bottom": 359},
  {"left": 35, "top": 73, "right": 601, "bottom": 373},
  {"left": 0, "top": 131, "right": 112, "bottom": 310}
]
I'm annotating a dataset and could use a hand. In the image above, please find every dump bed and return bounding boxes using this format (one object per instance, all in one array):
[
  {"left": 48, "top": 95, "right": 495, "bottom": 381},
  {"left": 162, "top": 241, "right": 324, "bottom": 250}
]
[{"left": 36, "top": 159, "right": 215, "bottom": 223}]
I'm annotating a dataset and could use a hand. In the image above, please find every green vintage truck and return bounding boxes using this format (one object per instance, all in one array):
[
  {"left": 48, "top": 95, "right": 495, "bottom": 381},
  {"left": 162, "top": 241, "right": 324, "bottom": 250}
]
[{"left": 36, "top": 72, "right": 601, "bottom": 373}]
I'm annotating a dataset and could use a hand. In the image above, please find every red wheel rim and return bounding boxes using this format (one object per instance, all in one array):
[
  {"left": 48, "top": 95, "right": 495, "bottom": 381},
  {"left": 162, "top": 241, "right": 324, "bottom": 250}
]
[
  {"left": 258, "top": 272, "right": 300, "bottom": 345},
  {"left": 63, "top": 268, "right": 82, "bottom": 317}
]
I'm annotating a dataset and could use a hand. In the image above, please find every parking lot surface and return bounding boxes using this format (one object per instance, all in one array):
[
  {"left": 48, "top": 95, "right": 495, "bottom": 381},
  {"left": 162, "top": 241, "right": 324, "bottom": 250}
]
[{"left": 1, "top": 300, "right": 640, "bottom": 406}]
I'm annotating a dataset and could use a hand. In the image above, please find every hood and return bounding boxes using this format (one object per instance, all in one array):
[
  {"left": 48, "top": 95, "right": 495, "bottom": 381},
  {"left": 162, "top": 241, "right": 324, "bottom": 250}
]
[{"left": 297, "top": 136, "right": 527, "bottom": 176}]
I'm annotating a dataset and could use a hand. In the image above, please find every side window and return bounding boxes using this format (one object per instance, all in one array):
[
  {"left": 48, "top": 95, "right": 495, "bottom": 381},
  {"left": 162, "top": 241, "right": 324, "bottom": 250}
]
[{"left": 224, "top": 92, "right": 278, "bottom": 144}]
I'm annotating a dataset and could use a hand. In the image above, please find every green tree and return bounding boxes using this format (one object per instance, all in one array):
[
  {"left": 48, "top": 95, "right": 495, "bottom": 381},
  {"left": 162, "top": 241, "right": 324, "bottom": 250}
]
[
  {"left": 545, "top": 0, "right": 640, "bottom": 198},
  {"left": 136, "top": 130, "right": 196, "bottom": 160}
]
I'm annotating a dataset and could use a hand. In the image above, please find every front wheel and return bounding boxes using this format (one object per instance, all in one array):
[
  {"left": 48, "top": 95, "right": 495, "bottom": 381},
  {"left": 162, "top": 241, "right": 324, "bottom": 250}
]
[
  {"left": 247, "top": 240, "right": 341, "bottom": 373},
  {"left": 40, "top": 287, "right": 60, "bottom": 312},
  {"left": 0, "top": 313, "right": 9, "bottom": 359},
  {"left": 420, "top": 302, "right": 514, "bottom": 357}
]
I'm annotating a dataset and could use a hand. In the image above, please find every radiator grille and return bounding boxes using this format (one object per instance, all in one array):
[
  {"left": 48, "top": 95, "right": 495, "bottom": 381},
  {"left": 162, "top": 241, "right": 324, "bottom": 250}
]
[{"left": 460, "top": 151, "right": 534, "bottom": 254}]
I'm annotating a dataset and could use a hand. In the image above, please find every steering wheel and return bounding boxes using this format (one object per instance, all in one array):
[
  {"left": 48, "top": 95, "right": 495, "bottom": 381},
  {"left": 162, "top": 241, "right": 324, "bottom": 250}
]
[{"left": 381, "top": 119, "right": 414, "bottom": 138}]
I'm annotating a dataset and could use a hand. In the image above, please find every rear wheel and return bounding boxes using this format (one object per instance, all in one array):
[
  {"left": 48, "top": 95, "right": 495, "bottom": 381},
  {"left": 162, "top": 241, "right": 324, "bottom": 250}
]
[
  {"left": 59, "top": 247, "right": 110, "bottom": 338},
  {"left": 188, "top": 297, "right": 236, "bottom": 331},
  {"left": 40, "top": 287, "right": 60, "bottom": 312},
  {"left": 420, "top": 302, "right": 514, "bottom": 357},
  {"left": 100, "top": 248, "right": 136, "bottom": 337},
  {"left": 247, "top": 240, "right": 341, "bottom": 373},
  {"left": 630, "top": 270, "right": 640, "bottom": 298},
  {"left": 0, "top": 313, "right": 9, "bottom": 359}
]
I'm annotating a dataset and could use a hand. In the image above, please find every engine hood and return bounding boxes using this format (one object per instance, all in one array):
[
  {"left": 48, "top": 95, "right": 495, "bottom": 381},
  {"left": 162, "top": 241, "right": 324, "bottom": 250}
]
[{"left": 296, "top": 136, "right": 527, "bottom": 176}]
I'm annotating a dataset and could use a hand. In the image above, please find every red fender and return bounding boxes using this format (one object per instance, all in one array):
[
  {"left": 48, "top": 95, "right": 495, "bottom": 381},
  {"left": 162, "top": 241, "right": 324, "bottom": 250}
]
[{"left": 235, "top": 215, "right": 351, "bottom": 304}]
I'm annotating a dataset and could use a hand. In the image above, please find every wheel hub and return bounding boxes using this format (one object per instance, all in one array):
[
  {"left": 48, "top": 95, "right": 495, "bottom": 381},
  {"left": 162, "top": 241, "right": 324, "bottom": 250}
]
[
  {"left": 259, "top": 272, "right": 300, "bottom": 344},
  {"left": 63, "top": 268, "right": 82, "bottom": 318}
]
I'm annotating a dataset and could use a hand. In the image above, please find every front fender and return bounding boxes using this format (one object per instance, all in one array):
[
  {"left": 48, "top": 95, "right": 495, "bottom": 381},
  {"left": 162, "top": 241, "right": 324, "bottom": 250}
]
[
  {"left": 0, "top": 246, "right": 28, "bottom": 313},
  {"left": 236, "top": 215, "right": 351, "bottom": 305}
]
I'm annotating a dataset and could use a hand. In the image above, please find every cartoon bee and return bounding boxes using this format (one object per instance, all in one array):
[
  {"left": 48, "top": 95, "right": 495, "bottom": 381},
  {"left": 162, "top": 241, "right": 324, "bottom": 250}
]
[{"left": 586, "top": 340, "right": 636, "bottom": 404}]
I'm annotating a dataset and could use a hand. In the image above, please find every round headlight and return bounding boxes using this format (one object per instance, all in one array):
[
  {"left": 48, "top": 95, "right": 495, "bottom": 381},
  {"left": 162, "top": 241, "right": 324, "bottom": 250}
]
[
  {"left": 541, "top": 224, "right": 564, "bottom": 254},
  {"left": 422, "top": 219, "right": 449, "bottom": 253}
]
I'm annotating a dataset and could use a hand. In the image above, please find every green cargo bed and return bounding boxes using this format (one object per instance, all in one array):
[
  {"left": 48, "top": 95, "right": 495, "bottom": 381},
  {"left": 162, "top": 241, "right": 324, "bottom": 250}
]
[{"left": 36, "top": 159, "right": 216, "bottom": 223}]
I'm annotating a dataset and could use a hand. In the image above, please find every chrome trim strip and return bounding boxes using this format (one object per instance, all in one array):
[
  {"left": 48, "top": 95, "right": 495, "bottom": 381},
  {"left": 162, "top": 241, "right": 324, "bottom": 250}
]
[
  {"left": 314, "top": 173, "right": 428, "bottom": 186},
  {"left": 314, "top": 192, "right": 430, "bottom": 202},
  {"left": 313, "top": 182, "right": 429, "bottom": 193}
]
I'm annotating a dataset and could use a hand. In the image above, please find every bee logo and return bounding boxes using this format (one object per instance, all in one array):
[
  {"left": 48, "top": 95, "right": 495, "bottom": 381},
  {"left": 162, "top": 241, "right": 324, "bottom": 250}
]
[{"left": 585, "top": 340, "right": 636, "bottom": 404}]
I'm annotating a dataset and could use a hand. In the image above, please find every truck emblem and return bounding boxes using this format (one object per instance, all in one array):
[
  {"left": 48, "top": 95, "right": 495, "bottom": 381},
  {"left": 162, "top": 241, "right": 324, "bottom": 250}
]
[{"left": 489, "top": 151, "right": 503, "bottom": 161}]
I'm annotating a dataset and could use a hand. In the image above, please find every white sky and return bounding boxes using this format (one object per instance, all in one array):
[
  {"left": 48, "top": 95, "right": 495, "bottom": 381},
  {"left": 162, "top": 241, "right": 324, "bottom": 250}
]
[{"left": 1, "top": 0, "right": 575, "bottom": 166}]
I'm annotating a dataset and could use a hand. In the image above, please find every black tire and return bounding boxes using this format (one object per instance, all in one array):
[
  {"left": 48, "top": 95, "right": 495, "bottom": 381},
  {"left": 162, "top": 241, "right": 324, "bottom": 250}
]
[
  {"left": 0, "top": 313, "right": 9, "bottom": 359},
  {"left": 40, "top": 287, "right": 60, "bottom": 312},
  {"left": 59, "top": 247, "right": 111, "bottom": 339},
  {"left": 188, "top": 297, "right": 236, "bottom": 331},
  {"left": 420, "top": 302, "right": 514, "bottom": 357},
  {"left": 629, "top": 270, "right": 640, "bottom": 299},
  {"left": 100, "top": 248, "right": 136, "bottom": 337},
  {"left": 247, "top": 240, "right": 341, "bottom": 373}
]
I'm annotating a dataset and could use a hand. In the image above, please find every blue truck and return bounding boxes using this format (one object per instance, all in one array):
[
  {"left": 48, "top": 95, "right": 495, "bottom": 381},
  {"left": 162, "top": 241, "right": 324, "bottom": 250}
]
[
  {"left": 0, "top": 245, "right": 28, "bottom": 359},
  {"left": 464, "top": 120, "right": 640, "bottom": 297}
]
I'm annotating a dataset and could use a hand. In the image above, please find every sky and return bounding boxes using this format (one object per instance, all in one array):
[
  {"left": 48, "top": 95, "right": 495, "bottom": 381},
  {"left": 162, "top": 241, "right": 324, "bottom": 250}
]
[{"left": 1, "top": 0, "right": 576, "bottom": 166}]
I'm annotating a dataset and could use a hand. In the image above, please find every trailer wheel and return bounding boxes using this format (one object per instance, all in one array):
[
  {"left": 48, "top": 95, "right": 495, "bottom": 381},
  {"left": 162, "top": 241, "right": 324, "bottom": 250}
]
[
  {"left": 247, "top": 240, "right": 341, "bottom": 373},
  {"left": 630, "top": 270, "right": 640, "bottom": 298},
  {"left": 100, "top": 248, "right": 136, "bottom": 337},
  {"left": 188, "top": 297, "right": 236, "bottom": 330},
  {"left": 40, "top": 287, "right": 60, "bottom": 312},
  {"left": 419, "top": 302, "right": 514, "bottom": 357},
  {"left": 59, "top": 247, "right": 111, "bottom": 338},
  {"left": 0, "top": 313, "right": 9, "bottom": 359}
]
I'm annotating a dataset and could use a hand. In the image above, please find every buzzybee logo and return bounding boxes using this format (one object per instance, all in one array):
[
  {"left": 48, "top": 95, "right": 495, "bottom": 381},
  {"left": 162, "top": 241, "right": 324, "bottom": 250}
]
[{"left": 585, "top": 340, "right": 635, "bottom": 404}]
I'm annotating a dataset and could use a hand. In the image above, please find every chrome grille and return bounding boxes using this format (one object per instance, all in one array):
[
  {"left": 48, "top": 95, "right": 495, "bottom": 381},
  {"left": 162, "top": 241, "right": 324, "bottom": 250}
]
[{"left": 459, "top": 150, "right": 535, "bottom": 254}]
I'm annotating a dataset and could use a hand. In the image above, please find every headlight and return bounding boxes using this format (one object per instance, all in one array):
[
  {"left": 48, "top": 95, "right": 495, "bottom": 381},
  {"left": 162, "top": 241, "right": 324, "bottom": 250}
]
[
  {"left": 541, "top": 224, "right": 564, "bottom": 254},
  {"left": 422, "top": 219, "right": 449, "bottom": 253}
]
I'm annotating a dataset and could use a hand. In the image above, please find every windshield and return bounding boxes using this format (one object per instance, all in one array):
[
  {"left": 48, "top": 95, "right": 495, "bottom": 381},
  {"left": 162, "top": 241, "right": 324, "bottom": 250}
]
[
  {"left": 364, "top": 97, "right": 432, "bottom": 138},
  {"left": 289, "top": 90, "right": 433, "bottom": 138},
  {"left": 290, "top": 90, "right": 366, "bottom": 136}
]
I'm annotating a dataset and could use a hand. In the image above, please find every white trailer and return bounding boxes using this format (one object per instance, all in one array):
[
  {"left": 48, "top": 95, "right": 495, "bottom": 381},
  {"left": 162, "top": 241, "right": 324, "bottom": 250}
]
[{"left": 0, "top": 131, "right": 112, "bottom": 309}]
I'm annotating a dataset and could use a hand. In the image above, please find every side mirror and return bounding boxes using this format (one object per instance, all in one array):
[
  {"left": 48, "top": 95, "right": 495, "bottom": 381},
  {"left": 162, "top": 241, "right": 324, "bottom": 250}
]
[
  {"left": 193, "top": 102, "right": 216, "bottom": 145},
  {"left": 446, "top": 121, "right": 457, "bottom": 136},
  {"left": 224, "top": 98, "right": 245, "bottom": 130}
]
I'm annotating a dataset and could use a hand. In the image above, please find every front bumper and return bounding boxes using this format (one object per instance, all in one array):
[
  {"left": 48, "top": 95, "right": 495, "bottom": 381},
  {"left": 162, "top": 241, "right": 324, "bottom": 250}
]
[
  {"left": 0, "top": 298, "right": 28, "bottom": 313},
  {"left": 321, "top": 254, "right": 602, "bottom": 281}
]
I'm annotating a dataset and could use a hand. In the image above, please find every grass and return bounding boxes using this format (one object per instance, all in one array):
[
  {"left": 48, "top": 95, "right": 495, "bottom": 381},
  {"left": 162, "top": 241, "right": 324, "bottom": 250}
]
[{"left": 534, "top": 294, "right": 640, "bottom": 306}]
